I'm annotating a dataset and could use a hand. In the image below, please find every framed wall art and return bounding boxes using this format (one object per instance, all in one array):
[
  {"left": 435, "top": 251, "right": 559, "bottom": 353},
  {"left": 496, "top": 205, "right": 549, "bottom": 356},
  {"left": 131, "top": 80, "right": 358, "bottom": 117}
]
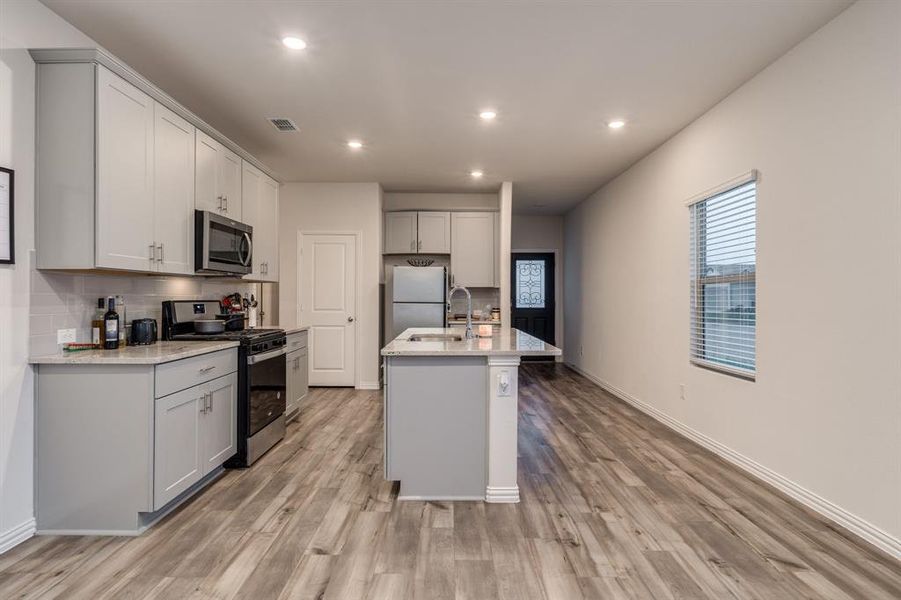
[{"left": 0, "top": 167, "right": 13, "bottom": 264}]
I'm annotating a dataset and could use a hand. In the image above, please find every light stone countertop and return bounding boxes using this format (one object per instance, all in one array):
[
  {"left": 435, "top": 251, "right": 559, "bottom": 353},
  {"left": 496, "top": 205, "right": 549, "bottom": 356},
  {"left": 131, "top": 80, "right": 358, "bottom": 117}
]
[
  {"left": 29, "top": 340, "right": 240, "bottom": 365},
  {"left": 278, "top": 325, "right": 310, "bottom": 335},
  {"left": 381, "top": 327, "right": 562, "bottom": 357}
]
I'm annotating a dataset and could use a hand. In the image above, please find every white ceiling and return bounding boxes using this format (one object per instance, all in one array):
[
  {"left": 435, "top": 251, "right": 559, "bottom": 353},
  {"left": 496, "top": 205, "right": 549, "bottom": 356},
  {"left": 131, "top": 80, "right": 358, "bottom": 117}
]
[{"left": 41, "top": 0, "right": 850, "bottom": 214}]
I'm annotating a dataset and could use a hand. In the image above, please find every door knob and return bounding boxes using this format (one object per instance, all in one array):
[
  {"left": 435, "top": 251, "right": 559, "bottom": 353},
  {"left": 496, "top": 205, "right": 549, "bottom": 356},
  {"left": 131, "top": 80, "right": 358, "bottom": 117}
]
[{"left": 347, "top": 316, "right": 355, "bottom": 322}]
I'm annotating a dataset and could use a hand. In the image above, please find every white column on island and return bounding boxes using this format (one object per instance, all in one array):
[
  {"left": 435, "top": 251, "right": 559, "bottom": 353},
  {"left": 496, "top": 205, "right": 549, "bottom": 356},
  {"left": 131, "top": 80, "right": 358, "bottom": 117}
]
[{"left": 485, "top": 354, "right": 521, "bottom": 503}]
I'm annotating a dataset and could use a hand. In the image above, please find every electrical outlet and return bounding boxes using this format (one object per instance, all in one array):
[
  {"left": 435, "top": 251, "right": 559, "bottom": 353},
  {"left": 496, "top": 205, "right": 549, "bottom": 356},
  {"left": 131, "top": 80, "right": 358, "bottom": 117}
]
[
  {"left": 680, "top": 384, "right": 686, "bottom": 401},
  {"left": 57, "top": 328, "right": 76, "bottom": 345}
]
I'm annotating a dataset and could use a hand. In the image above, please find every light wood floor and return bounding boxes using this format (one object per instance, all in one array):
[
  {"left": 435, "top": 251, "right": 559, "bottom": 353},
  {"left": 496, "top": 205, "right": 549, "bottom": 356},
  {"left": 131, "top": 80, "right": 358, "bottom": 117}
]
[{"left": 2, "top": 364, "right": 899, "bottom": 599}]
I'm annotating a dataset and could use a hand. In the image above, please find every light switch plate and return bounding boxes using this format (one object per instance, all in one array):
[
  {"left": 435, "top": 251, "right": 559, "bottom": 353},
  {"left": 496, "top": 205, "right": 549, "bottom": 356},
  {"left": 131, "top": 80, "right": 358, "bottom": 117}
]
[
  {"left": 497, "top": 371, "right": 511, "bottom": 397},
  {"left": 57, "top": 328, "right": 76, "bottom": 345}
]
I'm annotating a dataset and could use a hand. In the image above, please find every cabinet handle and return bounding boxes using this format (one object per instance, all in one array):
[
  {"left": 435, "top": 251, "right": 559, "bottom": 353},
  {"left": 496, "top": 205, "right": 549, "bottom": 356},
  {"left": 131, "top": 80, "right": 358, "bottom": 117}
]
[
  {"left": 199, "top": 393, "right": 207, "bottom": 414},
  {"left": 223, "top": 196, "right": 228, "bottom": 212},
  {"left": 418, "top": 239, "right": 422, "bottom": 251},
  {"left": 198, "top": 365, "right": 215, "bottom": 374},
  {"left": 410, "top": 240, "right": 415, "bottom": 252},
  {"left": 149, "top": 243, "right": 156, "bottom": 261},
  {"left": 206, "top": 392, "right": 213, "bottom": 413},
  {"left": 156, "top": 243, "right": 164, "bottom": 263}
]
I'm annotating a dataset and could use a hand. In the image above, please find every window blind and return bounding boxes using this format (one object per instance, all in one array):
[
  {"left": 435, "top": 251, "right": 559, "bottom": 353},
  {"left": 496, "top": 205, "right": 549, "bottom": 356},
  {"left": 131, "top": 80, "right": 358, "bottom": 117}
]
[{"left": 689, "top": 179, "right": 756, "bottom": 378}]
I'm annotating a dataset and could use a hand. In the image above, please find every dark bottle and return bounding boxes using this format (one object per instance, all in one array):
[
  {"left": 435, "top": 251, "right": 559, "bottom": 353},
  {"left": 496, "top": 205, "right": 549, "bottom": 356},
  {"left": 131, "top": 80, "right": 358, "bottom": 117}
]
[{"left": 104, "top": 296, "right": 120, "bottom": 350}]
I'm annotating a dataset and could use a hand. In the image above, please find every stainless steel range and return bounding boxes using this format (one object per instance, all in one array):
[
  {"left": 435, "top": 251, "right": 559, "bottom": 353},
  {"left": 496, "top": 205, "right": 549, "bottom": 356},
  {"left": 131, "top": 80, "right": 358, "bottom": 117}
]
[{"left": 162, "top": 300, "right": 286, "bottom": 467}]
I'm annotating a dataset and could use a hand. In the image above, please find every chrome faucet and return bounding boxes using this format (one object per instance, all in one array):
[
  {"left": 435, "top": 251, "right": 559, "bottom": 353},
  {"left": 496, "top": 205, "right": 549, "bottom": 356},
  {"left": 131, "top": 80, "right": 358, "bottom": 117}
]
[{"left": 448, "top": 285, "right": 474, "bottom": 339}]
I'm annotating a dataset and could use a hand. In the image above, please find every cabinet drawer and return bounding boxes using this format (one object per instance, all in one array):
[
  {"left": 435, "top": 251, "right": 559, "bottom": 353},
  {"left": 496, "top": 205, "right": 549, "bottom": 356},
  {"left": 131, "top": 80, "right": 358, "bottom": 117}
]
[
  {"left": 287, "top": 330, "right": 308, "bottom": 352},
  {"left": 155, "top": 348, "right": 238, "bottom": 398}
]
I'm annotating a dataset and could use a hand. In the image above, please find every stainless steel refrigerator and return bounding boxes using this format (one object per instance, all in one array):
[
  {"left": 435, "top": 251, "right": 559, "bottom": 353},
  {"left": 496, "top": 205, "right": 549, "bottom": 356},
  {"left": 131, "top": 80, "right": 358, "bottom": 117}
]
[{"left": 387, "top": 266, "right": 447, "bottom": 340}]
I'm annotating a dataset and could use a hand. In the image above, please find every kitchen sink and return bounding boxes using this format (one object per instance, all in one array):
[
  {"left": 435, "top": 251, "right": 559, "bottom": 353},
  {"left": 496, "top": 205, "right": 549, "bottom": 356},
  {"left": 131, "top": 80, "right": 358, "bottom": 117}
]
[{"left": 407, "top": 334, "right": 464, "bottom": 342}]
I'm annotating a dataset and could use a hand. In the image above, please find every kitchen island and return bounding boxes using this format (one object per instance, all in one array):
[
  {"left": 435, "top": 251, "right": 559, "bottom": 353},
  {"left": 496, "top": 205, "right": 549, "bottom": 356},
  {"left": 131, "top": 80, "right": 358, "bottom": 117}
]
[{"left": 381, "top": 327, "right": 561, "bottom": 502}]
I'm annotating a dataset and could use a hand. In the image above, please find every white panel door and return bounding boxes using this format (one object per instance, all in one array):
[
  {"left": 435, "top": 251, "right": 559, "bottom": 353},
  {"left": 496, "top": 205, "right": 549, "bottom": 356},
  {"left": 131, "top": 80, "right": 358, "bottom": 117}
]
[
  {"left": 241, "top": 161, "right": 262, "bottom": 279},
  {"left": 95, "top": 66, "right": 155, "bottom": 271},
  {"left": 417, "top": 211, "right": 451, "bottom": 253},
  {"left": 153, "top": 104, "right": 195, "bottom": 274},
  {"left": 195, "top": 131, "right": 221, "bottom": 213},
  {"left": 258, "top": 176, "right": 280, "bottom": 282},
  {"left": 153, "top": 386, "right": 203, "bottom": 509},
  {"left": 201, "top": 373, "right": 237, "bottom": 474},
  {"left": 218, "top": 147, "right": 242, "bottom": 220},
  {"left": 384, "top": 212, "right": 417, "bottom": 254},
  {"left": 300, "top": 234, "right": 356, "bottom": 386},
  {"left": 451, "top": 212, "right": 497, "bottom": 287}
]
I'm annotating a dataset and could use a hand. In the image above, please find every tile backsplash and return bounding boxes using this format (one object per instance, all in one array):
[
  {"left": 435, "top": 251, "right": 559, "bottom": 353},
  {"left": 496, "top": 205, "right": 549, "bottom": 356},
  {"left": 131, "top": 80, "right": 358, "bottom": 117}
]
[{"left": 30, "top": 257, "right": 257, "bottom": 356}]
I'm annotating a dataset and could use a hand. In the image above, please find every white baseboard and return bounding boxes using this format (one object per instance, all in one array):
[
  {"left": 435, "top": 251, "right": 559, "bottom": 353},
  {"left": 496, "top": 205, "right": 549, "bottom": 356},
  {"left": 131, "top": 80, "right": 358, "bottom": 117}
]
[
  {"left": 565, "top": 362, "right": 901, "bottom": 561},
  {"left": 357, "top": 381, "right": 381, "bottom": 390},
  {"left": 398, "top": 495, "right": 485, "bottom": 501},
  {"left": 0, "top": 518, "right": 36, "bottom": 554},
  {"left": 485, "top": 486, "right": 520, "bottom": 503}
]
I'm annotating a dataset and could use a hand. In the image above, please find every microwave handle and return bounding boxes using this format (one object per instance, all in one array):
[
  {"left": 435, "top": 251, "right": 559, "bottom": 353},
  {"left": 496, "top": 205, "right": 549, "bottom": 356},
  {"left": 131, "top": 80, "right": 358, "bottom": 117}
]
[{"left": 240, "top": 232, "right": 253, "bottom": 267}]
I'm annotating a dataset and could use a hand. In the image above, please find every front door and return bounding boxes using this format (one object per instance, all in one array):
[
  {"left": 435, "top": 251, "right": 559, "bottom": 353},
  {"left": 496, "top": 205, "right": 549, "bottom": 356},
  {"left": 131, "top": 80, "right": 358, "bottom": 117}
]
[
  {"left": 299, "top": 234, "right": 357, "bottom": 386},
  {"left": 511, "top": 253, "right": 555, "bottom": 356}
]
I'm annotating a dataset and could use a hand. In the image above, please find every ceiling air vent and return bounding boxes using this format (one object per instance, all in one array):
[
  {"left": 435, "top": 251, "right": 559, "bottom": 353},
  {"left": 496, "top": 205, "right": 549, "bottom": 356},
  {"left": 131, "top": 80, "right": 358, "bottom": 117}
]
[{"left": 267, "top": 117, "right": 298, "bottom": 132}]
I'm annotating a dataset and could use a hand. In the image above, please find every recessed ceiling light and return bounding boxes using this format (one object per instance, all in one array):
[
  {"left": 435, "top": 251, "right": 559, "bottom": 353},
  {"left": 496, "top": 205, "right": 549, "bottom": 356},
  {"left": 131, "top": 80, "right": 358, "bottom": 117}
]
[
  {"left": 282, "top": 36, "right": 307, "bottom": 50},
  {"left": 607, "top": 119, "right": 626, "bottom": 129},
  {"left": 479, "top": 110, "right": 497, "bottom": 121},
  {"left": 470, "top": 170, "right": 484, "bottom": 178},
  {"left": 347, "top": 140, "right": 363, "bottom": 149}
]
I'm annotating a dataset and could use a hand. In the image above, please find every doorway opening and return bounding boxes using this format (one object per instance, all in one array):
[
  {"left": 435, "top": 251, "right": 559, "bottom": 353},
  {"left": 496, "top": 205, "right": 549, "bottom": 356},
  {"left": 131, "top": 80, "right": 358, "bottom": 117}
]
[{"left": 511, "top": 252, "right": 555, "bottom": 361}]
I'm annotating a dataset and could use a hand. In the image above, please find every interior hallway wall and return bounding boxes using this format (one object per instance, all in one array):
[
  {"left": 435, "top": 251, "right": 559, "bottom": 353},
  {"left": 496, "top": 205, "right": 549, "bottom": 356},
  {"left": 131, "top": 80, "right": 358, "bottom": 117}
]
[
  {"left": 511, "top": 214, "right": 564, "bottom": 358},
  {"left": 563, "top": 0, "right": 900, "bottom": 555},
  {"left": 0, "top": 0, "right": 93, "bottom": 552},
  {"left": 278, "top": 183, "right": 383, "bottom": 389}
]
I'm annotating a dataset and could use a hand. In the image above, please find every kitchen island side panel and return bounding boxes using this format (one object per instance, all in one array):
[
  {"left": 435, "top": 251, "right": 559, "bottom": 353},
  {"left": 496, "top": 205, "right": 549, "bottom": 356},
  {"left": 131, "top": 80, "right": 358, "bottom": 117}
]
[
  {"left": 385, "top": 356, "right": 487, "bottom": 499},
  {"left": 36, "top": 364, "right": 154, "bottom": 533}
]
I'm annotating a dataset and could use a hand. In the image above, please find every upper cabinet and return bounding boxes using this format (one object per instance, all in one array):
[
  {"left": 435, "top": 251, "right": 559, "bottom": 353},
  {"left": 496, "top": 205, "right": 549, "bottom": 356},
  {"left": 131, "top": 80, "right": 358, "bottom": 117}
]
[
  {"left": 417, "top": 212, "right": 452, "bottom": 253},
  {"left": 153, "top": 104, "right": 195, "bottom": 275},
  {"left": 95, "top": 67, "right": 156, "bottom": 271},
  {"left": 450, "top": 212, "right": 498, "bottom": 287},
  {"left": 384, "top": 212, "right": 418, "bottom": 254},
  {"left": 384, "top": 211, "right": 451, "bottom": 254},
  {"left": 241, "top": 160, "right": 279, "bottom": 282},
  {"left": 32, "top": 49, "right": 277, "bottom": 275},
  {"left": 195, "top": 131, "right": 242, "bottom": 221}
]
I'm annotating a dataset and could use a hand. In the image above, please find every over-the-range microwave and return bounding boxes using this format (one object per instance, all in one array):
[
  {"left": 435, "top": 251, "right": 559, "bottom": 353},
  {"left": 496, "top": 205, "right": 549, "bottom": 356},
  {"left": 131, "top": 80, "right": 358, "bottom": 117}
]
[{"left": 195, "top": 210, "right": 253, "bottom": 275}]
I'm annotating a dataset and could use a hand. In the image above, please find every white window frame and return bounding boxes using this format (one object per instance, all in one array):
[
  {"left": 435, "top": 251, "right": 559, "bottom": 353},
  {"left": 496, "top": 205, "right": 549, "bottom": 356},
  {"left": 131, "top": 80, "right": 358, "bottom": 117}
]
[{"left": 687, "top": 170, "right": 758, "bottom": 381}]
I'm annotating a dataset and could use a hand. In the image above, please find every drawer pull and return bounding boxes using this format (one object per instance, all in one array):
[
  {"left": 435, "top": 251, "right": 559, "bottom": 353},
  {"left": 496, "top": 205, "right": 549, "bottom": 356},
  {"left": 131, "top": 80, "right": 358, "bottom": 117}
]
[{"left": 198, "top": 366, "right": 216, "bottom": 374}]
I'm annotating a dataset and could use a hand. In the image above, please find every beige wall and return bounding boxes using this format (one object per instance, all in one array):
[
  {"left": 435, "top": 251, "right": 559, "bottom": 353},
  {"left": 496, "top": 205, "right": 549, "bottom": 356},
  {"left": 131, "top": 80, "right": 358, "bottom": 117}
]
[
  {"left": 511, "top": 214, "right": 564, "bottom": 355},
  {"left": 564, "top": 0, "right": 900, "bottom": 553},
  {"left": 279, "top": 183, "right": 383, "bottom": 388},
  {"left": 383, "top": 192, "right": 498, "bottom": 212},
  {"left": 0, "top": 0, "right": 94, "bottom": 552}
]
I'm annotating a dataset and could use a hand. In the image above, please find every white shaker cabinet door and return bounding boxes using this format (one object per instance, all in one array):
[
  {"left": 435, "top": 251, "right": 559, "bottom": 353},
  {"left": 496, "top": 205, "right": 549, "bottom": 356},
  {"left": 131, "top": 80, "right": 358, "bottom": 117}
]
[
  {"left": 195, "top": 131, "right": 222, "bottom": 213},
  {"left": 384, "top": 212, "right": 418, "bottom": 254},
  {"left": 153, "top": 104, "right": 195, "bottom": 275},
  {"left": 417, "top": 212, "right": 451, "bottom": 253},
  {"left": 153, "top": 386, "right": 203, "bottom": 509},
  {"left": 450, "top": 212, "right": 497, "bottom": 287},
  {"left": 258, "top": 175, "right": 280, "bottom": 282},
  {"left": 201, "top": 373, "right": 237, "bottom": 475},
  {"left": 95, "top": 66, "right": 155, "bottom": 272},
  {"left": 241, "top": 160, "right": 262, "bottom": 279},
  {"left": 218, "top": 146, "right": 243, "bottom": 221}
]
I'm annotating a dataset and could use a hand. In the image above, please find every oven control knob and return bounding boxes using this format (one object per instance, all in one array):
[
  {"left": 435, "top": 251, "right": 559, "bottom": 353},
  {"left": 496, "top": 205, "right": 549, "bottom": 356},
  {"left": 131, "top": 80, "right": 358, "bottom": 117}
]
[{"left": 277, "top": 392, "right": 281, "bottom": 399}]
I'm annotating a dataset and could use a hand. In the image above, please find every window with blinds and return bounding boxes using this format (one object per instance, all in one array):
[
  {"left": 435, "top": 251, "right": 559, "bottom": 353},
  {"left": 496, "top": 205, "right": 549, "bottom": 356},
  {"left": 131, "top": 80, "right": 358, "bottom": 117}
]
[{"left": 689, "top": 177, "right": 756, "bottom": 379}]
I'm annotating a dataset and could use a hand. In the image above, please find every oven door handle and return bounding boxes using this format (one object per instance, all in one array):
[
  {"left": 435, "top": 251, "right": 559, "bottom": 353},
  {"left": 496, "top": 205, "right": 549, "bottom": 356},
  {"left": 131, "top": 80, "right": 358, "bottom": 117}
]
[{"left": 246, "top": 347, "right": 287, "bottom": 365}]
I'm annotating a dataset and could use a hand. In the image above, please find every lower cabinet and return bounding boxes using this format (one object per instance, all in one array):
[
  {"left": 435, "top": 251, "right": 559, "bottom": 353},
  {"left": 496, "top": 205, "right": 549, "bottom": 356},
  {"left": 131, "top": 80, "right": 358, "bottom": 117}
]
[
  {"left": 34, "top": 347, "right": 239, "bottom": 534},
  {"left": 154, "top": 372, "right": 237, "bottom": 509},
  {"left": 286, "top": 347, "right": 309, "bottom": 421}
]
